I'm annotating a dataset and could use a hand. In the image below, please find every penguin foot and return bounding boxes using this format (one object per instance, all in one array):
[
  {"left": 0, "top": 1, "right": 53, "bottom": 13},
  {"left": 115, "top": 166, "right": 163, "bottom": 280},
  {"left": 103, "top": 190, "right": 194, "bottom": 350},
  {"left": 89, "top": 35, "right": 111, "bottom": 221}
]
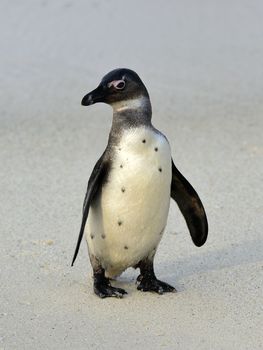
[
  {"left": 92, "top": 264, "right": 127, "bottom": 298},
  {"left": 137, "top": 258, "right": 176, "bottom": 294},
  {"left": 94, "top": 281, "right": 127, "bottom": 298},
  {"left": 137, "top": 276, "right": 176, "bottom": 294}
]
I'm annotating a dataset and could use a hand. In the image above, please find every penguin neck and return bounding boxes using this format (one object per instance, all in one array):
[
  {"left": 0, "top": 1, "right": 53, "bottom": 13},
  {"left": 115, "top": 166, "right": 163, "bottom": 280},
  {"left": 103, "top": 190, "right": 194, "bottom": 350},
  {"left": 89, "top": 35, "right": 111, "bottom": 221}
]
[{"left": 111, "top": 96, "right": 152, "bottom": 131}]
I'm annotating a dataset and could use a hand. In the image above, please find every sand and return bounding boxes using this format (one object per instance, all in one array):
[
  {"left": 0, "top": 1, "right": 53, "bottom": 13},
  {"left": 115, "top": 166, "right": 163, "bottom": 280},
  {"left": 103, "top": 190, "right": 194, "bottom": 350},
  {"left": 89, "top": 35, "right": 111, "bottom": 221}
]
[{"left": 0, "top": 1, "right": 262, "bottom": 349}]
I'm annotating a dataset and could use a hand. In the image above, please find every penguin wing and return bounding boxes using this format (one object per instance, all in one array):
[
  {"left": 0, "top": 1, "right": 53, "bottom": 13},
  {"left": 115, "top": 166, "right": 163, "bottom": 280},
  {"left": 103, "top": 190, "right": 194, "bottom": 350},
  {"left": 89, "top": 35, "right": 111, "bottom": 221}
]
[
  {"left": 170, "top": 159, "right": 208, "bottom": 246},
  {"left": 71, "top": 152, "right": 109, "bottom": 266}
]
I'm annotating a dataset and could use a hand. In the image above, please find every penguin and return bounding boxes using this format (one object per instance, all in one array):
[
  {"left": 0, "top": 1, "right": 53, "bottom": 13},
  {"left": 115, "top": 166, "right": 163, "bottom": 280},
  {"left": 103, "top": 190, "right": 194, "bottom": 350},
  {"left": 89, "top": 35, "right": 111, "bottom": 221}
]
[{"left": 71, "top": 68, "right": 208, "bottom": 298}]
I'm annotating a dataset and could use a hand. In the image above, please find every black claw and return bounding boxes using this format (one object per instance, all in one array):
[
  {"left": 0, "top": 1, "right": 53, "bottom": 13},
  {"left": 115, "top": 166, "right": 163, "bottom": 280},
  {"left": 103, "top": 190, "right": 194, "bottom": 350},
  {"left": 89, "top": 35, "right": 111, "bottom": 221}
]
[{"left": 136, "top": 274, "right": 143, "bottom": 283}]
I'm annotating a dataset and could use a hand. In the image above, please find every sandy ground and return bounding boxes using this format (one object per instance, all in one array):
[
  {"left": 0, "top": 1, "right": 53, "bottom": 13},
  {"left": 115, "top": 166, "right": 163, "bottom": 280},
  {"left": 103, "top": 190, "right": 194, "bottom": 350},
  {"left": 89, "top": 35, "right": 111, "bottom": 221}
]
[{"left": 1, "top": 1, "right": 263, "bottom": 349}]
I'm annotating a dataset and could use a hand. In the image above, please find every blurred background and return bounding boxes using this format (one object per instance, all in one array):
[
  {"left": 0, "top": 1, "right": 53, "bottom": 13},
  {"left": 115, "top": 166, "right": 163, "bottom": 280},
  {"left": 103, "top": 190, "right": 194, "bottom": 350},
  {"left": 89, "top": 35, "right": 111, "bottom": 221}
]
[{"left": 1, "top": 1, "right": 262, "bottom": 349}]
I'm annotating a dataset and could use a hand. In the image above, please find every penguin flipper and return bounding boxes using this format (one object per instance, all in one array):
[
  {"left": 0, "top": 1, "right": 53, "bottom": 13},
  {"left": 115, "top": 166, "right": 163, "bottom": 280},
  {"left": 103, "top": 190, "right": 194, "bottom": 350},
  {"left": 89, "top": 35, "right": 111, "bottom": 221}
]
[
  {"left": 170, "top": 159, "right": 208, "bottom": 247},
  {"left": 71, "top": 152, "right": 108, "bottom": 266}
]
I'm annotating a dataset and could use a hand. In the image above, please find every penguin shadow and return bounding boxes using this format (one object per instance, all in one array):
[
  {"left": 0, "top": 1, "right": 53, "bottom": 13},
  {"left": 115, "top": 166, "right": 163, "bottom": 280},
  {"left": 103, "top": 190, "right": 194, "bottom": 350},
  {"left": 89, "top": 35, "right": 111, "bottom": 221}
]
[{"left": 158, "top": 238, "right": 263, "bottom": 288}]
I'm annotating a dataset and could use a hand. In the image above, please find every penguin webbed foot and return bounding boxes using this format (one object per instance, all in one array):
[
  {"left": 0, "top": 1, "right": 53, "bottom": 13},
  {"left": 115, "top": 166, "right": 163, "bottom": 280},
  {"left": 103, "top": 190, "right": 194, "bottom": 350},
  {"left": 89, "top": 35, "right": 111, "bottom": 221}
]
[
  {"left": 137, "top": 275, "right": 176, "bottom": 294},
  {"left": 94, "top": 275, "right": 127, "bottom": 298},
  {"left": 136, "top": 259, "right": 176, "bottom": 294}
]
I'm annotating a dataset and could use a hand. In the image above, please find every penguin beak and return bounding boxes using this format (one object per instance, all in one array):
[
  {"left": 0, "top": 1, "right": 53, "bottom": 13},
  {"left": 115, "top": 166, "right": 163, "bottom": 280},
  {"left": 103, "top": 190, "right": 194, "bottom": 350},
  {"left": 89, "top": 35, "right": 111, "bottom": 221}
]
[{"left": 81, "top": 85, "right": 106, "bottom": 106}]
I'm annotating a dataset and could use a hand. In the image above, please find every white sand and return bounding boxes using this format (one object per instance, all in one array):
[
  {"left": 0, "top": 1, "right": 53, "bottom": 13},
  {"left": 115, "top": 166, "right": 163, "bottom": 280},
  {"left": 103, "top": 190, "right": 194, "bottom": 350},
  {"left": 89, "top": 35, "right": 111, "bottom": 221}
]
[{"left": 0, "top": 1, "right": 262, "bottom": 349}]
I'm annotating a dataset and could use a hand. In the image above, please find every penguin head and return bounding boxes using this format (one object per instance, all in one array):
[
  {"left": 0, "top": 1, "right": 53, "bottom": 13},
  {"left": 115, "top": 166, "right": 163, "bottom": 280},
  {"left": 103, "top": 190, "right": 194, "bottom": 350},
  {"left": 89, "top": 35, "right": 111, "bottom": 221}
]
[{"left": 81, "top": 68, "right": 149, "bottom": 108}]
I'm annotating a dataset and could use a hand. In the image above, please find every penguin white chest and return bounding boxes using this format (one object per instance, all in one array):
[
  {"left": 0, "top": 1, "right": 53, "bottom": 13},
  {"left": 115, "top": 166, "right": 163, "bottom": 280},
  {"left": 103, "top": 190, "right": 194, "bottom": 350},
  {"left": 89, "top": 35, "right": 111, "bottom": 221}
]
[{"left": 86, "top": 127, "right": 172, "bottom": 277}]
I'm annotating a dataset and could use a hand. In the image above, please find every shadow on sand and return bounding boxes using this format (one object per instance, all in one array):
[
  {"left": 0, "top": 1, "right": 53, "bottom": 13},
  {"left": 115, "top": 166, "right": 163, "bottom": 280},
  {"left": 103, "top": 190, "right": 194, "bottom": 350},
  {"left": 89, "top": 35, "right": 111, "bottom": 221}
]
[{"left": 160, "top": 238, "right": 263, "bottom": 283}]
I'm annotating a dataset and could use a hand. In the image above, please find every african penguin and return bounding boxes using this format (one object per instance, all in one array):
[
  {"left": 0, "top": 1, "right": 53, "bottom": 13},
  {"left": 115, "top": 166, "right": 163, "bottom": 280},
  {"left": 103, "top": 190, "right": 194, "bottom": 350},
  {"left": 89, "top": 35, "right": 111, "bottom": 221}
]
[{"left": 72, "top": 68, "right": 208, "bottom": 298}]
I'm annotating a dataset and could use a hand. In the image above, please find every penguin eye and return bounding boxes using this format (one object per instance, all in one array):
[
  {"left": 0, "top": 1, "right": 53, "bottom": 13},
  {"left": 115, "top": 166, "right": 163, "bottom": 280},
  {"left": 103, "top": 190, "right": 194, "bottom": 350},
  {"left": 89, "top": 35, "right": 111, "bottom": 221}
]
[
  {"left": 108, "top": 80, "right": 126, "bottom": 90},
  {"left": 115, "top": 81, "right": 125, "bottom": 90}
]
